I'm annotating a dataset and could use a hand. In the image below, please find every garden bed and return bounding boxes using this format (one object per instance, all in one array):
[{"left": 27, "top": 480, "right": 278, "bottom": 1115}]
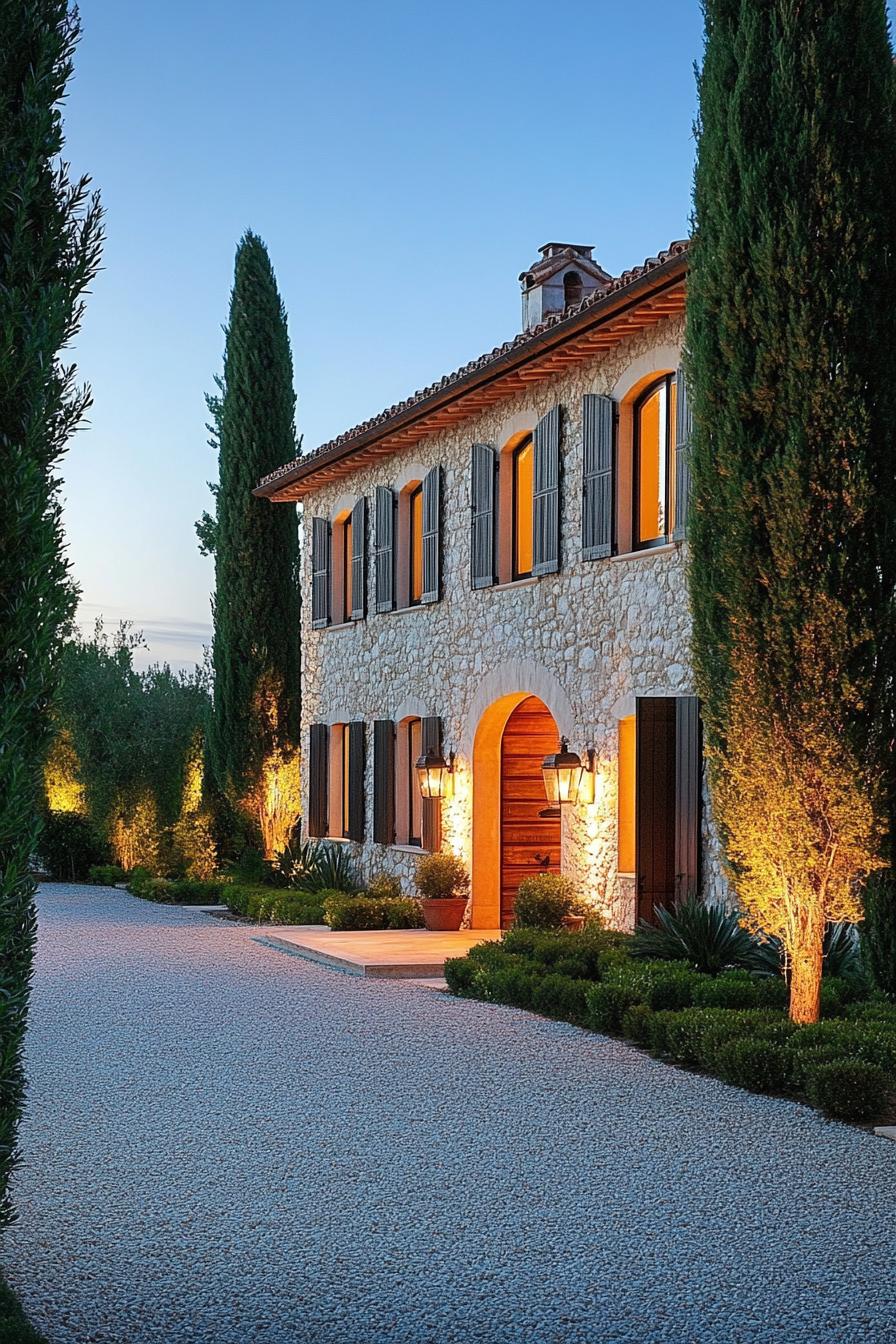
[{"left": 445, "top": 928, "right": 896, "bottom": 1125}]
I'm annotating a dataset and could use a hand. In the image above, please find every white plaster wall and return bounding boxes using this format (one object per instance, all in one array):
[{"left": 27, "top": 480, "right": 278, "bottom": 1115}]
[{"left": 299, "top": 314, "right": 730, "bottom": 928}]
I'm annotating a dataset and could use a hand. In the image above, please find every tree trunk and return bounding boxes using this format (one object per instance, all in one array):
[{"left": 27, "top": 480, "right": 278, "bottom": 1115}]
[{"left": 789, "top": 907, "right": 825, "bottom": 1024}]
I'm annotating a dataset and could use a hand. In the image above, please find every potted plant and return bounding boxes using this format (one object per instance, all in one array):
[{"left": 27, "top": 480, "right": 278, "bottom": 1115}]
[
  {"left": 414, "top": 852, "right": 470, "bottom": 931},
  {"left": 513, "top": 873, "right": 581, "bottom": 930}
]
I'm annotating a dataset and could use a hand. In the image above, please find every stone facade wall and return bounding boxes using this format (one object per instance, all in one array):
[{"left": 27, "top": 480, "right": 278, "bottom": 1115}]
[{"left": 299, "top": 313, "right": 730, "bottom": 928}]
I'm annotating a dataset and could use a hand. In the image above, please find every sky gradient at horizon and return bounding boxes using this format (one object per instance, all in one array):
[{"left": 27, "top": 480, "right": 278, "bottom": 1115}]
[{"left": 62, "top": 0, "right": 887, "bottom": 670}]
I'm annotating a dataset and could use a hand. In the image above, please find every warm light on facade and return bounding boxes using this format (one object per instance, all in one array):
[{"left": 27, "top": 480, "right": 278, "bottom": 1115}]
[
  {"left": 542, "top": 739, "right": 596, "bottom": 806},
  {"left": 415, "top": 747, "right": 455, "bottom": 800}
]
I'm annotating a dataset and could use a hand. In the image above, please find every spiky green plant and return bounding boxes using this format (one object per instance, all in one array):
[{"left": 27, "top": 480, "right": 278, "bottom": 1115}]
[{"left": 632, "top": 901, "right": 765, "bottom": 976}]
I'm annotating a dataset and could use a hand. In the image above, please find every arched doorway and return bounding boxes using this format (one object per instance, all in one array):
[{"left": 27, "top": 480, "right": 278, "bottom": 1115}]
[{"left": 499, "top": 695, "right": 562, "bottom": 928}]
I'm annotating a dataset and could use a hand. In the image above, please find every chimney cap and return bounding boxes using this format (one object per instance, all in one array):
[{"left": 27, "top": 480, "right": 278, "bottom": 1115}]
[{"left": 538, "top": 242, "right": 594, "bottom": 260}]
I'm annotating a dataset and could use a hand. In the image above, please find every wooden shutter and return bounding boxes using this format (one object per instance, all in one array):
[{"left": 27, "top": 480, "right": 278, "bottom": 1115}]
[
  {"left": 373, "top": 720, "right": 396, "bottom": 844},
  {"left": 421, "top": 465, "right": 441, "bottom": 604},
  {"left": 672, "top": 366, "right": 693, "bottom": 542},
  {"left": 635, "top": 697, "right": 676, "bottom": 924},
  {"left": 307, "top": 723, "right": 330, "bottom": 837},
  {"left": 532, "top": 405, "right": 561, "bottom": 576},
  {"left": 311, "top": 518, "right": 331, "bottom": 629},
  {"left": 421, "top": 716, "right": 442, "bottom": 853},
  {"left": 349, "top": 498, "right": 366, "bottom": 621},
  {"left": 374, "top": 486, "right": 395, "bottom": 613},
  {"left": 470, "top": 443, "right": 497, "bottom": 589},
  {"left": 347, "top": 720, "right": 366, "bottom": 842},
  {"left": 674, "top": 696, "right": 702, "bottom": 903},
  {"left": 582, "top": 394, "right": 616, "bottom": 560}
]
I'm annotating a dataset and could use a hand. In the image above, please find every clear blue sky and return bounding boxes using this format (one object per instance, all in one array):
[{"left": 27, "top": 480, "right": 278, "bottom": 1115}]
[{"left": 59, "top": 0, "right": 892, "bottom": 669}]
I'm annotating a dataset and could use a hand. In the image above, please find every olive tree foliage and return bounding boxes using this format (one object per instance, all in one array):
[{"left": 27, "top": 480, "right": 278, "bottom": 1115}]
[
  {"left": 685, "top": 0, "right": 896, "bottom": 1023},
  {"left": 0, "top": 0, "right": 103, "bottom": 1225}
]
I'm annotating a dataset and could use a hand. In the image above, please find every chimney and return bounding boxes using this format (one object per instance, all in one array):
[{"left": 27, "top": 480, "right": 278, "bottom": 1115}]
[{"left": 519, "top": 243, "right": 612, "bottom": 332}]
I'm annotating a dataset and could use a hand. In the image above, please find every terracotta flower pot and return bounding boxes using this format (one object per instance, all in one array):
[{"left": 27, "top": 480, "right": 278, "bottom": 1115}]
[
  {"left": 420, "top": 897, "right": 468, "bottom": 931},
  {"left": 561, "top": 914, "right": 586, "bottom": 932}
]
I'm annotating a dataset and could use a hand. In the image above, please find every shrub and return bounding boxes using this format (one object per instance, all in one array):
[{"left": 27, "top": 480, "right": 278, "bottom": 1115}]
[
  {"left": 365, "top": 872, "right": 403, "bottom": 900},
  {"left": 692, "top": 970, "right": 788, "bottom": 1011},
  {"left": 586, "top": 982, "right": 641, "bottom": 1034},
  {"left": 323, "top": 893, "right": 424, "bottom": 931},
  {"left": 88, "top": 864, "right": 128, "bottom": 886},
  {"left": 531, "top": 973, "right": 592, "bottom": 1025},
  {"left": 647, "top": 1007, "right": 791, "bottom": 1068},
  {"left": 620, "top": 1002, "right": 655, "bottom": 1046},
  {"left": 225, "top": 884, "right": 325, "bottom": 924},
  {"left": 474, "top": 964, "right": 538, "bottom": 1009},
  {"left": 129, "top": 876, "right": 225, "bottom": 905},
  {"left": 126, "top": 866, "right": 154, "bottom": 895},
  {"left": 444, "top": 956, "right": 477, "bottom": 996},
  {"left": 414, "top": 852, "right": 469, "bottom": 901},
  {"left": 501, "top": 925, "right": 624, "bottom": 980},
  {"left": 39, "top": 812, "right": 108, "bottom": 881},
  {"left": 279, "top": 840, "right": 361, "bottom": 894},
  {"left": 784, "top": 1020, "right": 896, "bottom": 1081},
  {"left": 714, "top": 1038, "right": 789, "bottom": 1093},
  {"left": 631, "top": 899, "right": 766, "bottom": 975},
  {"left": 845, "top": 999, "right": 896, "bottom": 1026},
  {"left": 805, "top": 1059, "right": 890, "bottom": 1121},
  {"left": 603, "top": 959, "right": 700, "bottom": 1011},
  {"left": 512, "top": 874, "right": 576, "bottom": 929},
  {"left": 230, "top": 848, "right": 276, "bottom": 887}
]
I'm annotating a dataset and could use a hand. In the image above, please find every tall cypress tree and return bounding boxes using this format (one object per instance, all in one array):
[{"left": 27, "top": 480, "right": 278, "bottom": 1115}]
[
  {"left": 201, "top": 232, "right": 301, "bottom": 855},
  {"left": 0, "top": 1, "right": 102, "bottom": 1222},
  {"left": 686, "top": 0, "right": 896, "bottom": 1022}
]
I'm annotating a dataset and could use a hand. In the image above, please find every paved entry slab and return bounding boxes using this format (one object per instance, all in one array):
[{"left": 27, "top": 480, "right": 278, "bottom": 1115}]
[{"left": 257, "top": 925, "right": 502, "bottom": 977}]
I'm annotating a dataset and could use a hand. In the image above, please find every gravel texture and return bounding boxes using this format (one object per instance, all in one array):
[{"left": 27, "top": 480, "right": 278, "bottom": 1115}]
[{"left": 3, "top": 884, "right": 896, "bottom": 1344}]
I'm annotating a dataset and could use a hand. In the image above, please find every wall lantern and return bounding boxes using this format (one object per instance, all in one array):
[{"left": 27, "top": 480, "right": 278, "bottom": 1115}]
[
  {"left": 415, "top": 747, "right": 455, "bottom": 800},
  {"left": 541, "top": 740, "right": 596, "bottom": 807}
]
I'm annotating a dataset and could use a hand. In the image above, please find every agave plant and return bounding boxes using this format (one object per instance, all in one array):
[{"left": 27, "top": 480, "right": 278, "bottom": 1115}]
[
  {"left": 631, "top": 899, "right": 766, "bottom": 976},
  {"left": 738, "top": 922, "right": 863, "bottom": 981},
  {"left": 277, "top": 840, "right": 361, "bottom": 894}
]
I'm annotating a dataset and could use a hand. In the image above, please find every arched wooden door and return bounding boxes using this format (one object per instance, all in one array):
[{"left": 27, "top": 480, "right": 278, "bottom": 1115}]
[{"left": 499, "top": 695, "right": 562, "bottom": 928}]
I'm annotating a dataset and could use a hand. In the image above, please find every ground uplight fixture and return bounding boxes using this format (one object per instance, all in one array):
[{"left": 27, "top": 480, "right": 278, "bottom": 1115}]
[
  {"left": 541, "top": 739, "right": 595, "bottom": 806},
  {"left": 415, "top": 746, "right": 455, "bottom": 800}
]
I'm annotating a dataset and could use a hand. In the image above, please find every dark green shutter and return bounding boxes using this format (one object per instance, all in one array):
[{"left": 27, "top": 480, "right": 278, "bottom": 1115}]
[
  {"left": 349, "top": 498, "right": 366, "bottom": 621},
  {"left": 374, "top": 486, "right": 395, "bottom": 612},
  {"left": 373, "top": 720, "right": 396, "bottom": 844},
  {"left": 421, "top": 715, "right": 442, "bottom": 853},
  {"left": 672, "top": 366, "right": 693, "bottom": 542},
  {"left": 347, "top": 720, "right": 366, "bottom": 842},
  {"left": 307, "top": 723, "right": 329, "bottom": 837},
  {"left": 470, "top": 443, "right": 497, "bottom": 589},
  {"left": 311, "top": 518, "right": 330, "bottom": 628},
  {"left": 582, "top": 394, "right": 616, "bottom": 560},
  {"left": 674, "top": 697, "right": 702, "bottom": 902},
  {"left": 421, "top": 466, "right": 441, "bottom": 603},
  {"left": 635, "top": 697, "right": 676, "bottom": 924},
  {"left": 532, "top": 405, "right": 561, "bottom": 575}
]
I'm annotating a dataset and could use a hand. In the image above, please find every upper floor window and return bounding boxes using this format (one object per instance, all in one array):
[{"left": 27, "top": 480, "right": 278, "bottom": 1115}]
[
  {"left": 512, "top": 435, "right": 534, "bottom": 580},
  {"left": 408, "top": 483, "right": 424, "bottom": 606},
  {"left": 339, "top": 511, "right": 353, "bottom": 621},
  {"left": 634, "top": 374, "right": 677, "bottom": 549}
]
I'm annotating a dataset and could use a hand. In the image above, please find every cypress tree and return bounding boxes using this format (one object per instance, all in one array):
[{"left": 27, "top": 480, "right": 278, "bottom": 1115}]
[
  {"left": 0, "top": 1, "right": 102, "bottom": 1222},
  {"left": 201, "top": 233, "right": 301, "bottom": 855},
  {"left": 686, "top": 0, "right": 896, "bottom": 1022}
]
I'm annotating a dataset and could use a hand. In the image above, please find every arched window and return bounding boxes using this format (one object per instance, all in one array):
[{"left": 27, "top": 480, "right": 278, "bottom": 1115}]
[
  {"left": 563, "top": 270, "right": 583, "bottom": 308},
  {"left": 512, "top": 435, "right": 534, "bottom": 579},
  {"left": 633, "top": 374, "right": 677, "bottom": 549}
]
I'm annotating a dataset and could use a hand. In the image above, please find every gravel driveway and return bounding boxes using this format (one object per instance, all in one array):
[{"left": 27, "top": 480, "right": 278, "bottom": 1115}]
[{"left": 3, "top": 884, "right": 895, "bottom": 1344}]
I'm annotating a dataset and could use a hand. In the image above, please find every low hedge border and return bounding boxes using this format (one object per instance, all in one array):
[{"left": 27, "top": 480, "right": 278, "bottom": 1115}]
[
  {"left": 322, "top": 893, "right": 424, "bottom": 931},
  {"left": 224, "top": 885, "right": 327, "bottom": 925},
  {"left": 127, "top": 871, "right": 226, "bottom": 904},
  {"left": 444, "top": 933, "right": 892, "bottom": 1123}
]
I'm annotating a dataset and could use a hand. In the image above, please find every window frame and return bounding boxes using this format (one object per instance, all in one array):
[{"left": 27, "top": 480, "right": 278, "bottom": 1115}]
[
  {"left": 405, "top": 718, "right": 423, "bottom": 847},
  {"left": 511, "top": 433, "right": 535, "bottom": 581},
  {"left": 633, "top": 373, "right": 675, "bottom": 551},
  {"left": 407, "top": 483, "right": 424, "bottom": 607},
  {"left": 341, "top": 513, "right": 353, "bottom": 621}
]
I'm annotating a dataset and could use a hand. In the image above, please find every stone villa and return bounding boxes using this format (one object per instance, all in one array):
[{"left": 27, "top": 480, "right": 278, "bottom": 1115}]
[{"left": 255, "top": 240, "right": 727, "bottom": 930}]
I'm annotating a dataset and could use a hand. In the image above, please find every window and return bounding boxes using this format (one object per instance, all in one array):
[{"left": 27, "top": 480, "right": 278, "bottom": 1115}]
[
  {"left": 341, "top": 512, "right": 353, "bottom": 620},
  {"left": 618, "top": 716, "right": 636, "bottom": 873},
  {"left": 394, "top": 716, "right": 423, "bottom": 846},
  {"left": 409, "top": 484, "right": 424, "bottom": 605},
  {"left": 327, "top": 724, "right": 349, "bottom": 839},
  {"left": 512, "top": 435, "right": 534, "bottom": 579},
  {"left": 634, "top": 374, "right": 677, "bottom": 548},
  {"left": 342, "top": 726, "right": 351, "bottom": 840}
]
